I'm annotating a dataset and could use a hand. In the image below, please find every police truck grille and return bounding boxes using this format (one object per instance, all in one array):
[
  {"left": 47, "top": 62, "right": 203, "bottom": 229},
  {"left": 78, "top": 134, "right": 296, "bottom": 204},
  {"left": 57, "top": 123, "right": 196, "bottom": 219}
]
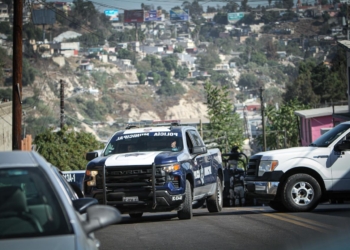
[{"left": 96, "top": 165, "right": 165, "bottom": 189}]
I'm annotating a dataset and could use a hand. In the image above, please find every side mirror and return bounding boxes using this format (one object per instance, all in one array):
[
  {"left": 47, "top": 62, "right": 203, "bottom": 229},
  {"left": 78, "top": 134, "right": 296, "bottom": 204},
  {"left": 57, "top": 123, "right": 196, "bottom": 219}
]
[
  {"left": 72, "top": 197, "right": 98, "bottom": 214},
  {"left": 84, "top": 205, "right": 121, "bottom": 234},
  {"left": 334, "top": 140, "right": 350, "bottom": 151},
  {"left": 86, "top": 151, "right": 99, "bottom": 161},
  {"left": 191, "top": 145, "right": 207, "bottom": 154}
]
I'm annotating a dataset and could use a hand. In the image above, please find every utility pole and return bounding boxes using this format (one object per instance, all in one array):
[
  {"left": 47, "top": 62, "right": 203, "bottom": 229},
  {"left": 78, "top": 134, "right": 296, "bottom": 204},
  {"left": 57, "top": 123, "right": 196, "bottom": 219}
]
[
  {"left": 259, "top": 87, "right": 266, "bottom": 151},
  {"left": 60, "top": 80, "right": 65, "bottom": 130},
  {"left": 12, "top": 0, "right": 23, "bottom": 150}
]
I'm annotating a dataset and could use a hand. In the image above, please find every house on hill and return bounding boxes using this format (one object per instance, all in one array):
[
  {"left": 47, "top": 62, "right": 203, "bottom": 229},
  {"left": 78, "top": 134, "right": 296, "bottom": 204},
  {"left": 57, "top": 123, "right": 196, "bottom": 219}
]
[{"left": 295, "top": 106, "right": 348, "bottom": 146}]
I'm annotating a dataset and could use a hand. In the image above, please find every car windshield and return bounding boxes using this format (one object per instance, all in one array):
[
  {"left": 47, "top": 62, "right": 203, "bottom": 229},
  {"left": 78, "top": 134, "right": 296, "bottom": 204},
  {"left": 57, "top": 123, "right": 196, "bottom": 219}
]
[
  {"left": 103, "top": 131, "right": 183, "bottom": 156},
  {"left": 310, "top": 123, "right": 350, "bottom": 147},
  {"left": 0, "top": 168, "right": 73, "bottom": 239}
]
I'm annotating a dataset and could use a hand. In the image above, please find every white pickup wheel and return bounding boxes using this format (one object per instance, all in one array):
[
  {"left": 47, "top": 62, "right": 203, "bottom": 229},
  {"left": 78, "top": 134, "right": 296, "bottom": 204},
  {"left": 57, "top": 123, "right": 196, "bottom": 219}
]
[{"left": 281, "top": 174, "right": 321, "bottom": 212}]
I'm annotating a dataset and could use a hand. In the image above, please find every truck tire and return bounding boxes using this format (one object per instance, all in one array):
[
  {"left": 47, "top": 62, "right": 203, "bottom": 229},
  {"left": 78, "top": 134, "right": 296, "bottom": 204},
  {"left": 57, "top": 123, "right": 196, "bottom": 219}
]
[
  {"left": 206, "top": 176, "right": 223, "bottom": 213},
  {"left": 177, "top": 180, "right": 192, "bottom": 220},
  {"left": 281, "top": 174, "right": 321, "bottom": 212},
  {"left": 269, "top": 200, "right": 287, "bottom": 212},
  {"left": 129, "top": 212, "right": 143, "bottom": 218}
]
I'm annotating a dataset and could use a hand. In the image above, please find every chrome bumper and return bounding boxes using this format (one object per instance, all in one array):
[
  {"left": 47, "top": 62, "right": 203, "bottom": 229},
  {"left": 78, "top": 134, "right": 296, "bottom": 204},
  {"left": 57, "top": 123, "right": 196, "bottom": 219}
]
[{"left": 245, "top": 181, "right": 279, "bottom": 196}]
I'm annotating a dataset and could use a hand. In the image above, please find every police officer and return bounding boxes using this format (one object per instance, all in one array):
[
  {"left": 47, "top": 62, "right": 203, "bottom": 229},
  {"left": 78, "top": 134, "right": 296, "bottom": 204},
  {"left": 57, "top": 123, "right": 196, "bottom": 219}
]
[{"left": 228, "top": 147, "right": 246, "bottom": 207}]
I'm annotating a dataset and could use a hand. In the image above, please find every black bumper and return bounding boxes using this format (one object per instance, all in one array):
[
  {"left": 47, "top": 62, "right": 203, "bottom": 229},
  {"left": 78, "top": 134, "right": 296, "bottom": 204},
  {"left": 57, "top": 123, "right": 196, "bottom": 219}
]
[
  {"left": 244, "top": 171, "right": 284, "bottom": 201},
  {"left": 91, "top": 189, "right": 185, "bottom": 213}
]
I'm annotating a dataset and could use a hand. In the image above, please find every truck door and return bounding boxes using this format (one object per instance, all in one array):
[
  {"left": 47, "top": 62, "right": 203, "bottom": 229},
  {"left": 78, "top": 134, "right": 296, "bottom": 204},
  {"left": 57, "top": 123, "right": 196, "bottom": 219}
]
[
  {"left": 329, "top": 133, "right": 350, "bottom": 191},
  {"left": 186, "top": 130, "right": 214, "bottom": 198}
]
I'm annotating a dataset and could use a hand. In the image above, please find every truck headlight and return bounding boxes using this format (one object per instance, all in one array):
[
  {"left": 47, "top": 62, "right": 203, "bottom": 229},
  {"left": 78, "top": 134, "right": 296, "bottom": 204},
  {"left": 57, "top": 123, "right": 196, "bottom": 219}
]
[
  {"left": 162, "top": 163, "right": 180, "bottom": 173},
  {"left": 86, "top": 170, "right": 98, "bottom": 186},
  {"left": 258, "top": 160, "right": 278, "bottom": 176}
]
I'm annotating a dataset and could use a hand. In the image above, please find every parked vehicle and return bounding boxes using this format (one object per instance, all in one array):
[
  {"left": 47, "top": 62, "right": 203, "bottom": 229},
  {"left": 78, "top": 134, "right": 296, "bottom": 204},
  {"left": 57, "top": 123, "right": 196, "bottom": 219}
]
[
  {"left": 62, "top": 170, "right": 86, "bottom": 198},
  {"left": 84, "top": 123, "right": 224, "bottom": 219},
  {"left": 245, "top": 121, "right": 350, "bottom": 212},
  {"left": 0, "top": 151, "right": 121, "bottom": 250}
]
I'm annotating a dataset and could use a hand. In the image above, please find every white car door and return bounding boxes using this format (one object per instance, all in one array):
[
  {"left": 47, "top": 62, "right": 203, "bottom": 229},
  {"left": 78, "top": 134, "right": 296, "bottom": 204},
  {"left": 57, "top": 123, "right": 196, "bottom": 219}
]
[{"left": 329, "top": 134, "right": 350, "bottom": 191}]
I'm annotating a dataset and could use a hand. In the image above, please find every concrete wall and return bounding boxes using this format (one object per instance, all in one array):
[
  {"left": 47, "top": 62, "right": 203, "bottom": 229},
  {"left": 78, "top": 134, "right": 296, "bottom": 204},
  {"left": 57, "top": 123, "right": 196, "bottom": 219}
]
[
  {"left": 52, "top": 56, "right": 65, "bottom": 67},
  {"left": 0, "top": 101, "right": 12, "bottom": 150}
]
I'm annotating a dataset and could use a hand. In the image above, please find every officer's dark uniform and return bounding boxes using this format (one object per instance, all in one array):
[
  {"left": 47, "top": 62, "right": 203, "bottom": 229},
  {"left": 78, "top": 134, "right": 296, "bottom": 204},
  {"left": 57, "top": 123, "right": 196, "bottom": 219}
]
[{"left": 228, "top": 156, "right": 245, "bottom": 206}]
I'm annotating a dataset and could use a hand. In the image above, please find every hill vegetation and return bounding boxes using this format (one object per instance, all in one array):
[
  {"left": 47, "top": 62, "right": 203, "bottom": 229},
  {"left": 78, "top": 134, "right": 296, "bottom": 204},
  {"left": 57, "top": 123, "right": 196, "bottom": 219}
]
[{"left": 0, "top": 0, "right": 348, "bottom": 154}]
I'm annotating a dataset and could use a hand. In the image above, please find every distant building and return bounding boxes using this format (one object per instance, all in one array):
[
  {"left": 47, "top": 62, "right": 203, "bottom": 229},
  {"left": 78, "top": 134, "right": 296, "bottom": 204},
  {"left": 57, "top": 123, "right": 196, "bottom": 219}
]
[
  {"left": 295, "top": 106, "right": 348, "bottom": 146},
  {"left": 0, "top": 3, "right": 9, "bottom": 22}
]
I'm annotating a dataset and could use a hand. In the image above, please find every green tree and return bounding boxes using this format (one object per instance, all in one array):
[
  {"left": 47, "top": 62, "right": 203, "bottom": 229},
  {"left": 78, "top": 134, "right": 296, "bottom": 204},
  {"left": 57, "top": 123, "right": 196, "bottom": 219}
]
[
  {"left": 157, "top": 77, "right": 186, "bottom": 96},
  {"left": 182, "top": 0, "right": 203, "bottom": 19},
  {"left": 162, "top": 55, "right": 178, "bottom": 72},
  {"left": 224, "top": 1, "right": 239, "bottom": 12},
  {"left": 265, "top": 40, "right": 278, "bottom": 59},
  {"left": 0, "top": 47, "right": 11, "bottom": 85},
  {"left": 196, "top": 45, "right": 221, "bottom": 71},
  {"left": 22, "top": 58, "right": 36, "bottom": 86},
  {"left": 257, "top": 100, "right": 308, "bottom": 150},
  {"left": 283, "top": 0, "right": 294, "bottom": 9},
  {"left": 0, "top": 88, "right": 12, "bottom": 100},
  {"left": 34, "top": 126, "right": 105, "bottom": 170},
  {"left": 251, "top": 51, "right": 267, "bottom": 66},
  {"left": 144, "top": 54, "right": 165, "bottom": 72},
  {"left": 284, "top": 64, "right": 320, "bottom": 107},
  {"left": 204, "top": 83, "right": 244, "bottom": 153},
  {"left": 23, "top": 23, "right": 42, "bottom": 41},
  {"left": 174, "top": 45, "right": 184, "bottom": 53},
  {"left": 174, "top": 66, "right": 189, "bottom": 80},
  {"left": 137, "top": 72, "right": 147, "bottom": 84},
  {"left": 241, "top": 0, "right": 250, "bottom": 11},
  {"left": 136, "top": 61, "right": 152, "bottom": 75},
  {"left": 117, "top": 48, "right": 136, "bottom": 62},
  {"left": 237, "top": 73, "right": 259, "bottom": 91},
  {"left": 261, "top": 11, "right": 280, "bottom": 24},
  {"left": 0, "top": 22, "right": 11, "bottom": 36}
]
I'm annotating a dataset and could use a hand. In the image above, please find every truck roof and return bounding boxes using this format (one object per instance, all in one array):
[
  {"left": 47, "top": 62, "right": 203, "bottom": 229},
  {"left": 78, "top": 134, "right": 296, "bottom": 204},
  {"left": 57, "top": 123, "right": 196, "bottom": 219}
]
[{"left": 116, "top": 124, "right": 198, "bottom": 135}]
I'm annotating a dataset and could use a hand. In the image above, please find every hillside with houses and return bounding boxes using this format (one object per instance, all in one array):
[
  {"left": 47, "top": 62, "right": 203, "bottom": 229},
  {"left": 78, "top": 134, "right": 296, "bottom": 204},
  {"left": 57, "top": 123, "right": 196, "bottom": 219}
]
[{"left": 0, "top": 0, "right": 348, "bottom": 148}]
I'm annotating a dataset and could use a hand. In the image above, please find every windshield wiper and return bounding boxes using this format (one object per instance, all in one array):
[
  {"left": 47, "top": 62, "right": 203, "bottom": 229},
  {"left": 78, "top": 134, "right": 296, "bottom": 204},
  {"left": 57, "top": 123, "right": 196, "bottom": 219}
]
[{"left": 309, "top": 143, "right": 317, "bottom": 147}]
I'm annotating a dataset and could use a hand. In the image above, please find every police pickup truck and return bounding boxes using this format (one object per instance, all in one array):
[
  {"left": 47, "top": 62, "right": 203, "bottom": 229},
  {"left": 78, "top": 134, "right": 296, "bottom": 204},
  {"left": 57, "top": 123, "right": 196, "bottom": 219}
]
[
  {"left": 83, "top": 123, "right": 224, "bottom": 219},
  {"left": 245, "top": 121, "right": 350, "bottom": 212}
]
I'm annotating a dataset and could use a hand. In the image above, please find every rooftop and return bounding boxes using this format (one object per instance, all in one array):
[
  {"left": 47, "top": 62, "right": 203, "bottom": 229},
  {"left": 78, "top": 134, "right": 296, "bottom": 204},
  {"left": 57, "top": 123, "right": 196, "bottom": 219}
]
[{"left": 294, "top": 106, "right": 348, "bottom": 119}]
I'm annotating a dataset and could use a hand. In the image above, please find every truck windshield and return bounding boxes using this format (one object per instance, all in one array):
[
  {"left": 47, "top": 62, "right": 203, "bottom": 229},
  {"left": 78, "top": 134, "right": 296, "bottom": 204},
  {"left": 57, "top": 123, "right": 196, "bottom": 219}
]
[
  {"left": 103, "top": 131, "right": 183, "bottom": 156},
  {"left": 310, "top": 123, "right": 350, "bottom": 147}
]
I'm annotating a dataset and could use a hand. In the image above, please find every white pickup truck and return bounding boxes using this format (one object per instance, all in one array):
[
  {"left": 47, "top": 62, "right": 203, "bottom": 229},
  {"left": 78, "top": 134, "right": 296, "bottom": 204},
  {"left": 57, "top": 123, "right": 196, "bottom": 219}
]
[{"left": 245, "top": 121, "right": 350, "bottom": 212}]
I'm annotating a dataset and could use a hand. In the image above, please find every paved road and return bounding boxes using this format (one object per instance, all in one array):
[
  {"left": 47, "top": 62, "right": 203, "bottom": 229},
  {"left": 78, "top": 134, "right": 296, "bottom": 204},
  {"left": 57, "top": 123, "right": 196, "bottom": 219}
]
[{"left": 95, "top": 204, "right": 350, "bottom": 250}]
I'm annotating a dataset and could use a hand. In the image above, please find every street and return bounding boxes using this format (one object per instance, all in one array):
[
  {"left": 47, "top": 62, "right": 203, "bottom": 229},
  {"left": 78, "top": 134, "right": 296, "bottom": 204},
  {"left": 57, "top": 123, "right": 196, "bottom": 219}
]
[{"left": 95, "top": 204, "right": 350, "bottom": 250}]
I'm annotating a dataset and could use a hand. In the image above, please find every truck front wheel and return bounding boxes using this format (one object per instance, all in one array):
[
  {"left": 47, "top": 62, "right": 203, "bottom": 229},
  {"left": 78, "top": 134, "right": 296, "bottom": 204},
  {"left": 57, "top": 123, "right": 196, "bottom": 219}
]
[
  {"left": 177, "top": 180, "right": 193, "bottom": 220},
  {"left": 281, "top": 174, "right": 321, "bottom": 212}
]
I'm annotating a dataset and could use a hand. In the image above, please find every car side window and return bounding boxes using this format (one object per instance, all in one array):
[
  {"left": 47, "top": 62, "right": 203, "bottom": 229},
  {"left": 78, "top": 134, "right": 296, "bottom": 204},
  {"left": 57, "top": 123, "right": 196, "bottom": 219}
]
[
  {"left": 186, "top": 132, "right": 194, "bottom": 150},
  {"left": 0, "top": 168, "right": 73, "bottom": 238},
  {"left": 188, "top": 130, "right": 203, "bottom": 147}
]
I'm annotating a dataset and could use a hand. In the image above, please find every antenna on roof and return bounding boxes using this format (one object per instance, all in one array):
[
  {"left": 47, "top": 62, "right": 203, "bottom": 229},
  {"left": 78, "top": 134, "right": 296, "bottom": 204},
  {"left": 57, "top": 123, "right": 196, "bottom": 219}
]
[
  {"left": 125, "top": 125, "right": 139, "bottom": 130},
  {"left": 170, "top": 122, "right": 180, "bottom": 129}
]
